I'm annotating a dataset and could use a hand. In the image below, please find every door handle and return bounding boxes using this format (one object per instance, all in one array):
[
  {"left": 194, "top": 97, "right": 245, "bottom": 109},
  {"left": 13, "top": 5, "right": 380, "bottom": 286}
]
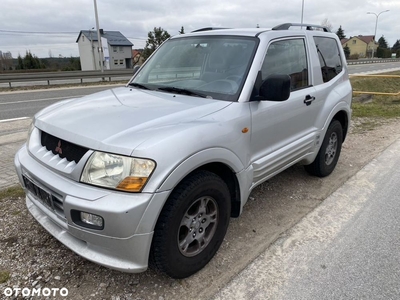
[{"left": 304, "top": 95, "right": 316, "bottom": 106}]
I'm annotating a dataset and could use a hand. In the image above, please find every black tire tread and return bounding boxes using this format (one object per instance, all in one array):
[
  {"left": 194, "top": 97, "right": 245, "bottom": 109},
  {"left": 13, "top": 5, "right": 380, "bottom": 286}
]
[
  {"left": 149, "top": 170, "right": 230, "bottom": 278},
  {"left": 305, "top": 120, "right": 343, "bottom": 177}
]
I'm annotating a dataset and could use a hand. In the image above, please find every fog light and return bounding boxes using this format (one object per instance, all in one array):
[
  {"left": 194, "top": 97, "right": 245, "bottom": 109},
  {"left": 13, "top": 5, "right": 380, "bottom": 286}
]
[{"left": 80, "top": 212, "right": 104, "bottom": 228}]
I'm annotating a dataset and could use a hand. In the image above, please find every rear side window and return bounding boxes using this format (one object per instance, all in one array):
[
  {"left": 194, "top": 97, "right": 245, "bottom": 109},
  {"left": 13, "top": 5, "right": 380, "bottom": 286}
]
[
  {"left": 261, "top": 38, "right": 309, "bottom": 90},
  {"left": 313, "top": 37, "right": 343, "bottom": 83}
]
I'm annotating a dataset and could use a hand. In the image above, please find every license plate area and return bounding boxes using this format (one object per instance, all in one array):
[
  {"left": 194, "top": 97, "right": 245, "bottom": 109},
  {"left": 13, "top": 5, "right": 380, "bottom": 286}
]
[{"left": 22, "top": 175, "right": 65, "bottom": 218}]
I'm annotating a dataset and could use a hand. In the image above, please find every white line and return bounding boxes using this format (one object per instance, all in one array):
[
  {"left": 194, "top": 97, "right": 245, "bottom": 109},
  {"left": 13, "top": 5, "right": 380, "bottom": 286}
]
[
  {"left": 0, "top": 117, "right": 30, "bottom": 123},
  {"left": 0, "top": 95, "right": 85, "bottom": 105}
]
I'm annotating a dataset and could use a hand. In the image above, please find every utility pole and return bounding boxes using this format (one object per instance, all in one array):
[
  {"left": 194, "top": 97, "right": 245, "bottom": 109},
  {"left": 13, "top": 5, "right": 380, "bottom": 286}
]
[
  {"left": 93, "top": 0, "right": 104, "bottom": 73},
  {"left": 301, "top": 0, "right": 305, "bottom": 29},
  {"left": 367, "top": 10, "right": 389, "bottom": 58}
]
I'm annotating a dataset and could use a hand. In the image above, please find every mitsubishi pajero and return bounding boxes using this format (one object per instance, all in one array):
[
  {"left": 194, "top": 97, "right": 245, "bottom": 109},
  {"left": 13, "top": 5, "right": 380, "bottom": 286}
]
[{"left": 15, "top": 23, "right": 352, "bottom": 278}]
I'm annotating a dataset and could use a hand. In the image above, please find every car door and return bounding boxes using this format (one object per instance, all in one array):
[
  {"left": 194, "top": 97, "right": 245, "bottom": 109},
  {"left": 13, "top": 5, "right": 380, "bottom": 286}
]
[{"left": 249, "top": 37, "right": 322, "bottom": 186}]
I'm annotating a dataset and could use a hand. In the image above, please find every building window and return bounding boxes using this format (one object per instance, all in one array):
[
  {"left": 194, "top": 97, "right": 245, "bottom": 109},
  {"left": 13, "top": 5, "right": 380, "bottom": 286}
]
[
  {"left": 114, "top": 60, "right": 118, "bottom": 65},
  {"left": 113, "top": 47, "right": 117, "bottom": 52},
  {"left": 119, "top": 46, "right": 123, "bottom": 52},
  {"left": 82, "top": 36, "right": 85, "bottom": 42},
  {"left": 119, "top": 59, "right": 124, "bottom": 65},
  {"left": 352, "top": 40, "right": 356, "bottom": 44}
]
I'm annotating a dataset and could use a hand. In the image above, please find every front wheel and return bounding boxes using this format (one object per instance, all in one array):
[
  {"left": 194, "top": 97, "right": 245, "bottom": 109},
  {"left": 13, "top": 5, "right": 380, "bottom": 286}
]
[
  {"left": 305, "top": 120, "right": 343, "bottom": 177},
  {"left": 150, "top": 170, "right": 231, "bottom": 278}
]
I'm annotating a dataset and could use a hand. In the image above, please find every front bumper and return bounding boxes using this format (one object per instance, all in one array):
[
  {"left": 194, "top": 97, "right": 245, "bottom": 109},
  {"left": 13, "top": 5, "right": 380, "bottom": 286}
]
[{"left": 15, "top": 145, "right": 169, "bottom": 273}]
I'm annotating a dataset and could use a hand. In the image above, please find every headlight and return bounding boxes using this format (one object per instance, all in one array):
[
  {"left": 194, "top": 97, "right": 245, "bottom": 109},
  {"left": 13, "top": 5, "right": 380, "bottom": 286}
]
[{"left": 80, "top": 152, "right": 156, "bottom": 192}]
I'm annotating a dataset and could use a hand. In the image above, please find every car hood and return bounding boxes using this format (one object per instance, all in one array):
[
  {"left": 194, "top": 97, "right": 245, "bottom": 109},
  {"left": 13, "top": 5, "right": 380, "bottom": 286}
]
[{"left": 35, "top": 87, "right": 231, "bottom": 155}]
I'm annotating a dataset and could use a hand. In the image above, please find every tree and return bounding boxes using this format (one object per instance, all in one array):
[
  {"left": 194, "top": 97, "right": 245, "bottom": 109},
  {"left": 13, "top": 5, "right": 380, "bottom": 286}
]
[
  {"left": 336, "top": 25, "right": 346, "bottom": 40},
  {"left": 378, "top": 36, "right": 388, "bottom": 48},
  {"left": 179, "top": 26, "right": 185, "bottom": 34},
  {"left": 142, "top": 27, "right": 171, "bottom": 60},
  {"left": 343, "top": 45, "right": 350, "bottom": 59},
  {"left": 392, "top": 39, "right": 400, "bottom": 52},
  {"left": 0, "top": 52, "right": 13, "bottom": 71},
  {"left": 17, "top": 54, "right": 24, "bottom": 70},
  {"left": 321, "top": 18, "right": 333, "bottom": 32},
  {"left": 376, "top": 47, "right": 392, "bottom": 58}
]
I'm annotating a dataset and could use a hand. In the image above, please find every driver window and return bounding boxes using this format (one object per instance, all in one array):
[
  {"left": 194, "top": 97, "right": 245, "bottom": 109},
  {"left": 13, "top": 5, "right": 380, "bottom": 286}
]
[{"left": 261, "top": 39, "right": 309, "bottom": 90}]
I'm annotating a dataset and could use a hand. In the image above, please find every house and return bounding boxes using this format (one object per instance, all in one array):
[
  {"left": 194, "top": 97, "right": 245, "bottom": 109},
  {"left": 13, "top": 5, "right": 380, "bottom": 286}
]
[
  {"left": 76, "top": 29, "right": 133, "bottom": 71},
  {"left": 132, "top": 49, "right": 145, "bottom": 66},
  {"left": 341, "top": 35, "right": 377, "bottom": 59}
]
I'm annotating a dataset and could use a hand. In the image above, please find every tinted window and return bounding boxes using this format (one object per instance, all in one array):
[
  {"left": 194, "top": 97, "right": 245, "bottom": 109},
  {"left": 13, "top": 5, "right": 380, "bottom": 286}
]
[
  {"left": 262, "top": 39, "right": 308, "bottom": 90},
  {"left": 313, "top": 37, "right": 343, "bottom": 83}
]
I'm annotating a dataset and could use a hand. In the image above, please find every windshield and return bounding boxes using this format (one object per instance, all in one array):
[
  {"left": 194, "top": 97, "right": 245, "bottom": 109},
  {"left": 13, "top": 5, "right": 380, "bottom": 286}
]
[{"left": 130, "top": 35, "right": 257, "bottom": 101}]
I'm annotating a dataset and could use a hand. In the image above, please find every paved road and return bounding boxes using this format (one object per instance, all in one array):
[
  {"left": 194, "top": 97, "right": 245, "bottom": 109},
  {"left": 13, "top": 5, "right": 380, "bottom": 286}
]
[
  {"left": 348, "top": 61, "right": 400, "bottom": 74},
  {"left": 0, "top": 85, "right": 122, "bottom": 121},
  {"left": 214, "top": 138, "right": 400, "bottom": 300}
]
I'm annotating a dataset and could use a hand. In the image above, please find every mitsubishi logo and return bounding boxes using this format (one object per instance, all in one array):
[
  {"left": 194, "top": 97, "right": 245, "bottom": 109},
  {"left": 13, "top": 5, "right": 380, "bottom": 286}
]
[{"left": 55, "top": 140, "right": 63, "bottom": 155}]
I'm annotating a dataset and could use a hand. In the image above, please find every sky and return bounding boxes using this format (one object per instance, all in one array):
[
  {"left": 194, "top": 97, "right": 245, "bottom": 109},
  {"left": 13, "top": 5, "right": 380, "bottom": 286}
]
[{"left": 0, "top": 0, "right": 399, "bottom": 58}]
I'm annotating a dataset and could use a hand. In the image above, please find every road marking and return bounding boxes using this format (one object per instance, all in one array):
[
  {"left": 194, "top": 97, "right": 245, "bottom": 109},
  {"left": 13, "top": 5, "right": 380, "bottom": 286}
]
[
  {"left": 0, "top": 117, "right": 30, "bottom": 123},
  {"left": 0, "top": 95, "right": 85, "bottom": 105}
]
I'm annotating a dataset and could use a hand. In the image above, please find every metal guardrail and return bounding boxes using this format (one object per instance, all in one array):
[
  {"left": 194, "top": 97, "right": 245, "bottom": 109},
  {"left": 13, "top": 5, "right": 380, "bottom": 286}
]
[
  {"left": 347, "top": 58, "right": 399, "bottom": 65},
  {"left": 0, "top": 69, "right": 135, "bottom": 88},
  {"left": 1, "top": 60, "right": 399, "bottom": 88}
]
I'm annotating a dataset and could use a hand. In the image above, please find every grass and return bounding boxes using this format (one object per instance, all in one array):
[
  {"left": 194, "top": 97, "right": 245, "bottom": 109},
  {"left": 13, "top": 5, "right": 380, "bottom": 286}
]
[
  {"left": 0, "top": 186, "right": 25, "bottom": 201},
  {"left": 351, "top": 71, "right": 400, "bottom": 119},
  {"left": 0, "top": 270, "right": 10, "bottom": 284}
]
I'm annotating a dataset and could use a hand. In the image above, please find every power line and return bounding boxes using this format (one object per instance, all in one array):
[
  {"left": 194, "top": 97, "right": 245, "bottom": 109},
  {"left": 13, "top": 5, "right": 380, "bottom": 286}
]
[
  {"left": 0, "top": 29, "right": 77, "bottom": 34},
  {"left": 0, "top": 29, "right": 148, "bottom": 41}
]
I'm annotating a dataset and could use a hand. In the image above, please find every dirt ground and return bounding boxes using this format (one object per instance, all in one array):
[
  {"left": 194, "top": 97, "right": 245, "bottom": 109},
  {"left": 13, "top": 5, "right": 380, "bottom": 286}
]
[{"left": 1, "top": 117, "right": 400, "bottom": 300}]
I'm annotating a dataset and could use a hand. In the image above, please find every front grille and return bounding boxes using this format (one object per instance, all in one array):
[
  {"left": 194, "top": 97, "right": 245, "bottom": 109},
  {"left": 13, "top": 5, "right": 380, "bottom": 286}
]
[
  {"left": 23, "top": 175, "right": 65, "bottom": 219},
  {"left": 41, "top": 131, "right": 88, "bottom": 163}
]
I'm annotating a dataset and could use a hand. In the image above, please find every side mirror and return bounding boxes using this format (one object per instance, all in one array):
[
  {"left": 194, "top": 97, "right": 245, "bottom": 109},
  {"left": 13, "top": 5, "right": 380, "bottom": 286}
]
[
  {"left": 133, "top": 65, "right": 141, "bottom": 75},
  {"left": 259, "top": 74, "right": 291, "bottom": 101}
]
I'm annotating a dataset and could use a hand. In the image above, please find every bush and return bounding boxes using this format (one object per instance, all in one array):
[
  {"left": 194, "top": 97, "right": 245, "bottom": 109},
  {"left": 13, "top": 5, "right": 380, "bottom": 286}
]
[
  {"left": 377, "top": 47, "right": 392, "bottom": 58},
  {"left": 349, "top": 53, "right": 359, "bottom": 60}
]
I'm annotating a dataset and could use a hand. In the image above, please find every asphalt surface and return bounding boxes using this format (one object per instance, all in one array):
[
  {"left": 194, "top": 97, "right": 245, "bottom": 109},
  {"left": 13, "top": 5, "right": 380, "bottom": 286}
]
[
  {"left": 0, "top": 85, "right": 121, "bottom": 120},
  {"left": 214, "top": 138, "right": 400, "bottom": 300}
]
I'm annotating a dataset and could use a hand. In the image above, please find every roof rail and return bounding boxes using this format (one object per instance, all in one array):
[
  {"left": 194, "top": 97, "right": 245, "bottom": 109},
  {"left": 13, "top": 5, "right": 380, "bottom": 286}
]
[
  {"left": 191, "top": 27, "right": 229, "bottom": 33},
  {"left": 272, "top": 23, "right": 331, "bottom": 32}
]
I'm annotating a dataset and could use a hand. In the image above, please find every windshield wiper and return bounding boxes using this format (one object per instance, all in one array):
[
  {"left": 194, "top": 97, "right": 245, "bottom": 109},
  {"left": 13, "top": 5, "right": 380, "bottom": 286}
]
[
  {"left": 128, "top": 82, "right": 150, "bottom": 90},
  {"left": 158, "top": 87, "right": 210, "bottom": 98}
]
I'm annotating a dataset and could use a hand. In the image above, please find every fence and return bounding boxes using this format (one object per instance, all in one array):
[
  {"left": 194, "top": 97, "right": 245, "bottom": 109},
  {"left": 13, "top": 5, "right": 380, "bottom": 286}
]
[
  {"left": 0, "top": 69, "right": 134, "bottom": 88},
  {"left": 350, "top": 74, "right": 400, "bottom": 96}
]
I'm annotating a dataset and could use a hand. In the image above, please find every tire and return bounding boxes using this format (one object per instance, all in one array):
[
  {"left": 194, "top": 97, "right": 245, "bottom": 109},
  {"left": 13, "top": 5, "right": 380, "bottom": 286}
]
[
  {"left": 305, "top": 120, "right": 343, "bottom": 177},
  {"left": 150, "top": 170, "right": 231, "bottom": 279}
]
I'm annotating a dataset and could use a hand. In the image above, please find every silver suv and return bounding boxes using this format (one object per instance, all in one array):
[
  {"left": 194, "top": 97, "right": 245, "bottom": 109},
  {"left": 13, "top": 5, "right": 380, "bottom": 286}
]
[{"left": 15, "top": 23, "right": 352, "bottom": 278}]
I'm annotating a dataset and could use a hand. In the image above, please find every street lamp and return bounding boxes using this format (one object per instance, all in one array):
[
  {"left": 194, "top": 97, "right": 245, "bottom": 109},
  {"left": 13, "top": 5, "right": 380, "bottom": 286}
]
[{"left": 367, "top": 10, "right": 389, "bottom": 58}]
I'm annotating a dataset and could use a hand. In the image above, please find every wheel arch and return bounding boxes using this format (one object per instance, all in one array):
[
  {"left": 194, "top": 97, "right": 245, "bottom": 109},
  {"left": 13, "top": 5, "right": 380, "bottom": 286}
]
[{"left": 331, "top": 109, "right": 349, "bottom": 142}]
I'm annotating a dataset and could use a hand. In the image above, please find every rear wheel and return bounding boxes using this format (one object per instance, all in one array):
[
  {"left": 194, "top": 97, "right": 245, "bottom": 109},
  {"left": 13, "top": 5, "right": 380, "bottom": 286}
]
[
  {"left": 305, "top": 120, "right": 343, "bottom": 177},
  {"left": 150, "top": 170, "right": 231, "bottom": 278}
]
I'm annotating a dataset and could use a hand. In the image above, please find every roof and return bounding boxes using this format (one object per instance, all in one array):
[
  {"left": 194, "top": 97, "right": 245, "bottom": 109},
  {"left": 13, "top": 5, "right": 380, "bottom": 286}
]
[
  {"left": 344, "top": 35, "right": 375, "bottom": 45},
  {"left": 171, "top": 24, "right": 337, "bottom": 40},
  {"left": 357, "top": 35, "right": 375, "bottom": 44},
  {"left": 76, "top": 30, "right": 133, "bottom": 46}
]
